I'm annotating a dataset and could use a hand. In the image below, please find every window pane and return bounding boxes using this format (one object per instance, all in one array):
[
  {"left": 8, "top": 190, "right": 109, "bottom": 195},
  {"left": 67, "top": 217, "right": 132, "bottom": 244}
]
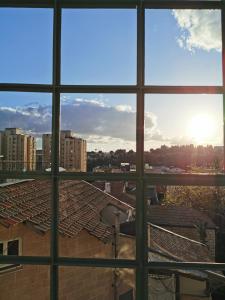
[
  {"left": 59, "top": 267, "right": 135, "bottom": 300},
  {"left": 144, "top": 94, "right": 223, "bottom": 172},
  {"left": 0, "top": 265, "right": 50, "bottom": 298},
  {"left": 0, "top": 8, "right": 53, "bottom": 84},
  {"left": 60, "top": 93, "right": 136, "bottom": 173},
  {"left": 146, "top": 183, "right": 225, "bottom": 264},
  {"left": 7, "top": 240, "right": 19, "bottom": 255},
  {"left": 148, "top": 269, "right": 225, "bottom": 299},
  {"left": 0, "top": 179, "right": 52, "bottom": 257},
  {"left": 58, "top": 179, "right": 136, "bottom": 259},
  {"left": 145, "top": 9, "right": 222, "bottom": 85},
  {"left": 61, "top": 9, "right": 137, "bottom": 85},
  {"left": 0, "top": 92, "right": 52, "bottom": 172}
]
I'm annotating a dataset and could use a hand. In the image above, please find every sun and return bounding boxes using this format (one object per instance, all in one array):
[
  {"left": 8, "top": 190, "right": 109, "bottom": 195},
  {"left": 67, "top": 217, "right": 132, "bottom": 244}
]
[{"left": 187, "top": 114, "right": 216, "bottom": 144}]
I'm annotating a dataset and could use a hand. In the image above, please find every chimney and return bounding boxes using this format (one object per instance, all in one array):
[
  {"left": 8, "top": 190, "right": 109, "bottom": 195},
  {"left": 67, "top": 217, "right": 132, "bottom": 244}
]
[{"left": 104, "top": 182, "right": 111, "bottom": 194}]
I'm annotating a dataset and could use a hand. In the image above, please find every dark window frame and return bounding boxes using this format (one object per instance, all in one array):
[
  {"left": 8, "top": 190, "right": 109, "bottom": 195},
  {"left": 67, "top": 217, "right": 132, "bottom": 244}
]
[{"left": 0, "top": 1, "right": 225, "bottom": 300}]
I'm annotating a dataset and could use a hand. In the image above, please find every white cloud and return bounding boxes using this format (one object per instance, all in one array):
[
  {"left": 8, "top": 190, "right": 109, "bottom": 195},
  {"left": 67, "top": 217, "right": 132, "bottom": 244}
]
[
  {"left": 75, "top": 97, "right": 106, "bottom": 107},
  {"left": 115, "top": 105, "right": 133, "bottom": 112},
  {"left": 172, "top": 9, "right": 221, "bottom": 52}
]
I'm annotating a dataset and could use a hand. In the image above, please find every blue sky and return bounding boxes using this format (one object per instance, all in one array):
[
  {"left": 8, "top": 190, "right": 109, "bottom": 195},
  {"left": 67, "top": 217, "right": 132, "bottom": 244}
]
[{"left": 0, "top": 8, "right": 223, "bottom": 151}]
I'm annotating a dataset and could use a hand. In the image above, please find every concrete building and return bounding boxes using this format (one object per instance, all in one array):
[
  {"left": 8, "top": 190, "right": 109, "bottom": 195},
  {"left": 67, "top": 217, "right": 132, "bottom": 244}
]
[
  {"left": 42, "top": 130, "right": 87, "bottom": 171},
  {"left": 42, "top": 133, "right": 51, "bottom": 169},
  {"left": 36, "top": 149, "right": 43, "bottom": 171},
  {"left": 0, "top": 128, "right": 36, "bottom": 171}
]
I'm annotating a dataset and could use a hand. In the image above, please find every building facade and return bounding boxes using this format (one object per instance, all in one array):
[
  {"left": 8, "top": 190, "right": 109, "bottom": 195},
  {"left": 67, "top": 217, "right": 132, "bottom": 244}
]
[
  {"left": 0, "top": 128, "right": 36, "bottom": 171},
  {"left": 42, "top": 130, "right": 87, "bottom": 171}
]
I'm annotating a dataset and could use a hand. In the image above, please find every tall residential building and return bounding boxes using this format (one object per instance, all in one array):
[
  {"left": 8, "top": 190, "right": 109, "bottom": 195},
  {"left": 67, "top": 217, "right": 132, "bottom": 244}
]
[
  {"left": 42, "top": 130, "right": 87, "bottom": 172},
  {"left": 42, "top": 133, "right": 52, "bottom": 169},
  {"left": 36, "top": 149, "right": 43, "bottom": 171},
  {"left": 0, "top": 128, "right": 36, "bottom": 171}
]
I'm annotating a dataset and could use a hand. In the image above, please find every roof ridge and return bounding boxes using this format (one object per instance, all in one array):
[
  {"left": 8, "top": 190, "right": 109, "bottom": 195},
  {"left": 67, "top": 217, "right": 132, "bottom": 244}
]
[
  {"left": 83, "top": 180, "right": 133, "bottom": 210},
  {"left": 149, "top": 222, "right": 208, "bottom": 247}
]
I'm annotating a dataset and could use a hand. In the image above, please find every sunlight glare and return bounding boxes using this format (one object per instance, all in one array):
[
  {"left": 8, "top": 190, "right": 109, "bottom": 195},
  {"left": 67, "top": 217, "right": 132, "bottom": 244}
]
[{"left": 187, "top": 114, "right": 216, "bottom": 144}]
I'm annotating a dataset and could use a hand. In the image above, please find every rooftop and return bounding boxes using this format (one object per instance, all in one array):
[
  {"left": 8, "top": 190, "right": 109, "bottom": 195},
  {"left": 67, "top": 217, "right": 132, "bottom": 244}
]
[
  {"left": 0, "top": 179, "right": 132, "bottom": 243},
  {"left": 148, "top": 205, "right": 216, "bottom": 229}
]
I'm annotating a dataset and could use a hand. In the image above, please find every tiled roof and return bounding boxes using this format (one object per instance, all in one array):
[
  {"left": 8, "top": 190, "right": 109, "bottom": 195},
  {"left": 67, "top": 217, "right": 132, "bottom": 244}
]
[
  {"left": 150, "top": 223, "right": 212, "bottom": 262},
  {"left": 148, "top": 205, "right": 216, "bottom": 229},
  {"left": 93, "top": 181, "right": 136, "bottom": 208},
  {"left": 120, "top": 221, "right": 212, "bottom": 262},
  {"left": 0, "top": 180, "right": 131, "bottom": 242}
]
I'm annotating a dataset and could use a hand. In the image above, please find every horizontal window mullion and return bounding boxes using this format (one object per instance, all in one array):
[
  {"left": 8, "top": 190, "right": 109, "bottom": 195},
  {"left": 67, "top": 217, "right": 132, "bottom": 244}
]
[
  {"left": 0, "top": 255, "right": 137, "bottom": 268},
  {"left": 58, "top": 257, "right": 137, "bottom": 268},
  {"left": 0, "top": 0, "right": 54, "bottom": 8},
  {"left": 144, "top": 173, "right": 225, "bottom": 186},
  {"left": 60, "top": 0, "right": 137, "bottom": 9},
  {"left": 0, "top": 83, "right": 53, "bottom": 93},
  {"left": 58, "top": 85, "right": 138, "bottom": 94},
  {"left": 146, "top": 261, "right": 225, "bottom": 271},
  {"left": 0, "top": 171, "right": 52, "bottom": 179},
  {"left": 144, "top": 0, "right": 223, "bottom": 10},
  {"left": 143, "top": 86, "right": 225, "bottom": 94},
  {"left": 1, "top": 172, "right": 225, "bottom": 186},
  {"left": 0, "top": 255, "right": 51, "bottom": 265},
  {"left": 0, "top": 0, "right": 222, "bottom": 9}
]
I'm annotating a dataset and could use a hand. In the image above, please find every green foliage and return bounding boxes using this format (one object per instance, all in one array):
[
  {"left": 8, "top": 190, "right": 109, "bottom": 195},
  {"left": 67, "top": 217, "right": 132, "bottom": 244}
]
[{"left": 165, "top": 186, "right": 225, "bottom": 220}]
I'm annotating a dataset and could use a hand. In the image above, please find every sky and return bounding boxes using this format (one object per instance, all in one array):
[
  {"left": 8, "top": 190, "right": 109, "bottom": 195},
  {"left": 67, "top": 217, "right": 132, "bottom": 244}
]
[{"left": 0, "top": 8, "right": 223, "bottom": 151}]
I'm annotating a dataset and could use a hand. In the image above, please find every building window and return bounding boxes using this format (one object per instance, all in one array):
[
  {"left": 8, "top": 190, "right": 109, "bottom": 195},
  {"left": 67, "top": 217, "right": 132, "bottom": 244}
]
[{"left": 0, "top": 239, "right": 21, "bottom": 272}]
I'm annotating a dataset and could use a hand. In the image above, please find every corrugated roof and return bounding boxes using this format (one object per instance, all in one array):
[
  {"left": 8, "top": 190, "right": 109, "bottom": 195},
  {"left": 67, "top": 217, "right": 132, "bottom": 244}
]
[
  {"left": 0, "top": 180, "right": 131, "bottom": 243},
  {"left": 148, "top": 205, "right": 216, "bottom": 229}
]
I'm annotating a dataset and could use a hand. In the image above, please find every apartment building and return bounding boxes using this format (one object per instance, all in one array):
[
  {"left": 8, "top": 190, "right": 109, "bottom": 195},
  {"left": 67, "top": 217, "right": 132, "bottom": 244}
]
[
  {"left": 42, "top": 130, "right": 87, "bottom": 171},
  {"left": 0, "top": 128, "right": 36, "bottom": 171}
]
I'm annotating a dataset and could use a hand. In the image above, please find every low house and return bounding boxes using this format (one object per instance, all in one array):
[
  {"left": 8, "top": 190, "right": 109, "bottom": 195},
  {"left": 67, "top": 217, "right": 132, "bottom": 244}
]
[
  {"left": 0, "top": 180, "right": 223, "bottom": 300},
  {"left": 120, "top": 222, "right": 225, "bottom": 300},
  {"left": 0, "top": 179, "right": 135, "bottom": 300},
  {"left": 148, "top": 205, "right": 217, "bottom": 258}
]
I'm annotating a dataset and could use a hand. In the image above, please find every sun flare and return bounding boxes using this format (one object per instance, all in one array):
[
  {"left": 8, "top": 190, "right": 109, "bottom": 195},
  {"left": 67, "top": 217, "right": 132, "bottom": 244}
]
[{"left": 187, "top": 114, "right": 216, "bottom": 144}]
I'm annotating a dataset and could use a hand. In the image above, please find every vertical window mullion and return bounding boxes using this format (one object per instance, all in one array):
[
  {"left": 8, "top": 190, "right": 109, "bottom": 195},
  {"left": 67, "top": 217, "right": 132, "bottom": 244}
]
[
  {"left": 136, "top": 2, "right": 148, "bottom": 299},
  {"left": 51, "top": 2, "right": 61, "bottom": 300},
  {"left": 222, "top": 6, "right": 225, "bottom": 171}
]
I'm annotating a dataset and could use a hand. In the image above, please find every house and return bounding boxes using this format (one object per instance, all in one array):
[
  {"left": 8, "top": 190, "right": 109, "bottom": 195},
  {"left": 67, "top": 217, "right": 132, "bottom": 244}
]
[
  {"left": 0, "top": 179, "right": 135, "bottom": 300},
  {"left": 0, "top": 180, "right": 223, "bottom": 299},
  {"left": 120, "top": 222, "right": 225, "bottom": 300},
  {"left": 148, "top": 205, "right": 217, "bottom": 258}
]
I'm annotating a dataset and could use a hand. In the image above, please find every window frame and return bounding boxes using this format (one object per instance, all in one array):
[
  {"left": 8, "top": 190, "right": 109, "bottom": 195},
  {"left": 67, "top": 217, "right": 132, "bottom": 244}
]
[
  {"left": 0, "top": 1, "right": 225, "bottom": 300},
  {"left": 0, "top": 238, "right": 22, "bottom": 272}
]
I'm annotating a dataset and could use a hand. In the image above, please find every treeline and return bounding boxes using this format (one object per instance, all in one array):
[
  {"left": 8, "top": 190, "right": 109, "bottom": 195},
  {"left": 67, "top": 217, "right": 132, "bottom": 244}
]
[{"left": 88, "top": 145, "right": 223, "bottom": 171}]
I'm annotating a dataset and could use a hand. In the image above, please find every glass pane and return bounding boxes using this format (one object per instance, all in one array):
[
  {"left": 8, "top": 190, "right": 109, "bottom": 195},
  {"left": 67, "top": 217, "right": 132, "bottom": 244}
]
[
  {"left": 7, "top": 240, "right": 19, "bottom": 255},
  {"left": 0, "top": 265, "right": 50, "bottom": 299},
  {"left": 145, "top": 9, "right": 222, "bottom": 85},
  {"left": 148, "top": 269, "right": 225, "bottom": 299},
  {"left": 58, "top": 180, "right": 136, "bottom": 259},
  {"left": 146, "top": 183, "right": 225, "bottom": 264},
  {"left": 60, "top": 93, "right": 136, "bottom": 173},
  {"left": 0, "top": 92, "right": 52, "bottom": 172},
  {"left": 0, "top": 8, "right": 53, "bottom": 84},
  {"left": 144, "top": 94, "right": 223, "bottom": 172},
  {"left": 61, "top": 9, "right": 136, "bottom": 85},
  {"left": 0, "top": 179, "right": 52, "bottom": 256},
  {"left": 59, "top": 267, "right": 135, "bottom": 300}
]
